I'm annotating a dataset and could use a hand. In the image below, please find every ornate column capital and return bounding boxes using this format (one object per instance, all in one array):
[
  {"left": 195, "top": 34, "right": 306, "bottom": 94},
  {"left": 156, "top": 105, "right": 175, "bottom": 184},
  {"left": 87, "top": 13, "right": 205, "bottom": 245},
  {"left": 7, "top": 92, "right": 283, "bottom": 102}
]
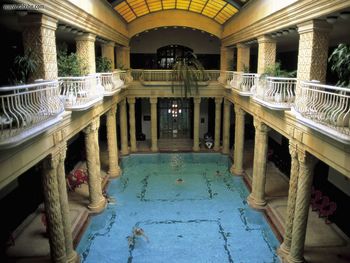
[
  {"left": 215, "top": 97, "right": 223, "bottom": 105},
  {"left": 75, "top": 33, "right": 96, "bottom": 42},
  {"left": 150, "top": 97, "right": 158, "bottom": 104},
  {"left": 253, "top": 118, "right": 270, "bottom": 133},
  {"left": 297, "top": 19, "right": 332, "bottom": 35},
  {"left": 234, "top": 105, "right": 246, "bottom": 116},
  {"left": 127, "top": 97, "right": 136, "bottom": 104},
  {"left": 236, "top": 43, "right": 250, "bottom": 49},
  {"left": 19, "top": 13, "right": 58, "bottom": 31},
  {"left": 289, "top": 140, "right": 298, "bottom": 159},
  {"left": 102, "top": 41, "right": 115, "bottom": 48},
  {"left": 58, "top": 143, "right": 67, "bottom": 162},
  {"left": 48, "top": 151, "right": 60, "bottom": 169},
  {"left": 257, "top": 35, "right": 275, "bottom": 44},
  {"left": 223, "top": 99, "right": 231, "bottom": 106},
  {"left": 83, "top": 117, "right": 100, "bottom": 134},
  {"left": 193, "top": 97, "right": 201, "bottom": 104},
  {"left": 107, "top": 105, "right": 117, "bottom": 118}
]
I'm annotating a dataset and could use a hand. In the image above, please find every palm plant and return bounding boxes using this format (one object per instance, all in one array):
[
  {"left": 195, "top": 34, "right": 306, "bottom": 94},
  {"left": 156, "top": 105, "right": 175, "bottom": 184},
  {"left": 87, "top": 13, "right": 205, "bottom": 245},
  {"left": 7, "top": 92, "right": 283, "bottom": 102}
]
[
  {"left": 96, "top": 57, "right": 112, "bottom": 72},
  {"left": 261, "top": 62, "right": 296, "bottom": 78},
  {"left": 57, "top": 44, "right": 84, "bottom": 77},
  {"left": 9, "top": 49, "right": 38, "bottom": 84},
  {"left": 328, "top": 43, "right": 350, "bottom": 88},
  {"left": 171, "top": 52, "right": 208, "bottom": 97}
]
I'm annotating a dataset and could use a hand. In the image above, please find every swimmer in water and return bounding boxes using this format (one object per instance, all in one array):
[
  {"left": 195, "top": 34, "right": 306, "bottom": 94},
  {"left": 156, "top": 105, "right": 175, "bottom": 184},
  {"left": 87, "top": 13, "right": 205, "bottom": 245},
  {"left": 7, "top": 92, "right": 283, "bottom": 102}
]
[{"left": 176, "top": 178, "right": 184, "bottom": 184}]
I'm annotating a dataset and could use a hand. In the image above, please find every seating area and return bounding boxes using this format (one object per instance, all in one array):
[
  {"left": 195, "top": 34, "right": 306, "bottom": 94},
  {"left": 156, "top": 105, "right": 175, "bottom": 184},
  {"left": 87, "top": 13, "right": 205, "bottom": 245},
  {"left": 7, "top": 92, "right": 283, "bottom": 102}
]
[{"left": 311, "top": 187, "right": 337, "bottom": 224}]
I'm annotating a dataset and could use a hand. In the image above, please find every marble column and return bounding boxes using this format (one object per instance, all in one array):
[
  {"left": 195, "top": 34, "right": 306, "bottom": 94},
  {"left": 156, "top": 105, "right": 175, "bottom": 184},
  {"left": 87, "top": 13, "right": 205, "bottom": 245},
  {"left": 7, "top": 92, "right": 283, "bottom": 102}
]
[
  {"left": 193, "top": 97, "right": 201, "bottom": 152},
  {"left": 101, "top": 41, "right": 115, "bottom": 69},
  {"left": 42, "top": 152, "right": 67, "bottom": 263},
  {"left": 278, "top": 141, "right": 299, "bottom": 257},
  {"left": 107, "top": 105, "right": 121, "bottom": 178},
  {"left": 93, "top": 117, "right": 101, "bottom": 172},
  {"left": 219, "top": 46, "right": 234, "bottom": 82},
  {"left": 116, "top": 46, "right": 130, "bottom": 69},
  {"left": 236, "top": 43, "right": 250, "bottom": 72},
  {"left": 222, "top": 99, "right": 231, "bottom": 154},
  {"left": 297, "top": 20, "right": 332, "bottom": 84},
  {"left": 76, "top": 33, "right": 96, "bottom": 75},
  {"left": 20, "top": 14, "right": 58, "bottom": 81},
  {"left": 119, "top": 99, "right": 129, "bottom": 155},
  {"left": 214, "top": 97, "right": 222, "bottom": 151},
  {"left": 230, "top": 105, "right": 246, "bottom": 175},
  {"left": 128, "top": 97, "right": 137, "bottom": 152},
  {"left": 150, "top": 97, "right": 159, "bottom": 152},
  {"left": 257, "top": 35, "right": 276, "bottom": 74},
  {"left": 288, "top": 148, "right": 316, "bottom": 263},
  {"left": 56, "top": 144, "right": 79, "bottom": 263},
  {"left": 247, "top": 117, "right": 270, "bottom": 209},
  {"left": 83, "top": 118, "right": 106, "bottom": 213}
]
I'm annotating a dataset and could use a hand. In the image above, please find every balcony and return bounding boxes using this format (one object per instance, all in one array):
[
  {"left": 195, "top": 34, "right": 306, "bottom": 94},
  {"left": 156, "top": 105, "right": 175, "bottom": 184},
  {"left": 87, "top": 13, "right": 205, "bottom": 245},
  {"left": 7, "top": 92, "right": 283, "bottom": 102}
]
[
  {"left": 293, "top": 81, "right": 350, "bottom": 144},
  {"left": 0, "top": 80, "right": 64, "bottom": 149},
  {"left": 253, "top": 76, "right": 296, "bottom": 110},
  {"left": 230, "top": 72, "right": 258, "bottom": 96},
  {"left": 139, "top": 70, "right": 210, "bottom": 86},
  {"left": 218, "top": 71, "right": 235, "bottom": 89},
  {"left": 59, "top": 74, "right": 104, "bottom": 111},
  {"left": 100, "top": 71, "right": 124, "bottom": 96}
]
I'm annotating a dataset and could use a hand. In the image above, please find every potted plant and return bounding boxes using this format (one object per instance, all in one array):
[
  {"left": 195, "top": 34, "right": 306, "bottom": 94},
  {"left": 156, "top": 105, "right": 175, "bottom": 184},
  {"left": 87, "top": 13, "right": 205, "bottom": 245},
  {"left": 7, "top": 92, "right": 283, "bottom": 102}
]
[
  {"left": 328, "top": 43, "right": 350, "bottom": 88},
  {"left": 171, "top": 52, "right": 208, "bottom": 98},
  {"left": 57, "top": 44, "right": 84, "bottom": 77},
  {"left": 9, "top": 49, "right": 38, "bottom": 84},
  {"left": 96, "top": 56, "right": 112, "bottom": 73}
]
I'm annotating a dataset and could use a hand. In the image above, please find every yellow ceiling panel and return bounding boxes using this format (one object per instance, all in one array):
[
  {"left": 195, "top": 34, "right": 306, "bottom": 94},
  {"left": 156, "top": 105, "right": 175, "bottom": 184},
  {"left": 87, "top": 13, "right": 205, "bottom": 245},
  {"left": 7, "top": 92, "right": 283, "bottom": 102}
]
[{"left": 113, "top": 0, "right": 242, "bottom": 24}]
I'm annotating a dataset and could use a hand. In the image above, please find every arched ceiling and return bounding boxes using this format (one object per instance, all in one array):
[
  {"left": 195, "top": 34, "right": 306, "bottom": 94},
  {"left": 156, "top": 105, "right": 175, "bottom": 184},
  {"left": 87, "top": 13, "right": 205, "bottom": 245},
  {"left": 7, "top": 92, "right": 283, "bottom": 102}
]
[{"left": 107, "top": 0, "right": 249, "bottom": 24}]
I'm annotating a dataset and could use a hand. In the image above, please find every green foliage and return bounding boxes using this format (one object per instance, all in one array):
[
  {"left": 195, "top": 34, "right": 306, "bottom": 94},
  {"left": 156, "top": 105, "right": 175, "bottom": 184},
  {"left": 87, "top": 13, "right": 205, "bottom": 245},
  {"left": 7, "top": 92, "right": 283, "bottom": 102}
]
[
  {"left": 96, "top": 56, "right": 112, "bottom": 73},
  {"left": 9, "top": 49, "right": 38, "bottom": 84},
  {"left": 171, "top": 52, "right": 208, "bottom": 98},
  {"left": 242, "top": 64, "right": 250, "bottom": 73},
  {"left": 261, "top": 62, "right": 296, "bottom": 78},
  {"left": 57, "top": 43, "right": 83, "bottom": 77},
  {"left": 328, "top": 43, "right": 350, "bottom": 88}
]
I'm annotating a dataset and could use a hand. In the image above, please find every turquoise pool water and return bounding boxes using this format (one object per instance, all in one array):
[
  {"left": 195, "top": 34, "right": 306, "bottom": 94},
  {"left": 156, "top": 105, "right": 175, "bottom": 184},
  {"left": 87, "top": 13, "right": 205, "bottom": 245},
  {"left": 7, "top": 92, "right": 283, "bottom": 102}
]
[{"left": 77, "top": 153, "right": 280, "bottom": 263}]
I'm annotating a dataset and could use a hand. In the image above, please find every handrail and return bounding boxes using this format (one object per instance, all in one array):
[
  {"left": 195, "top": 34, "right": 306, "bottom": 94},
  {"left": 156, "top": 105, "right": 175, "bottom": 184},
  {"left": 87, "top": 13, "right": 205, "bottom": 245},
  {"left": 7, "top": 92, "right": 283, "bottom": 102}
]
[
  {"left": 294, "top": 81, "right": 350, "bottom": 137},
  {"left": 59, "top": 74, "right": 104, "bottom": 111},
  {"left": 0, "top": 80, "right": 64, "bottom": 148},
  {"left": 230, "top": 72, "right": 258, "bottom": 95},
  {"left": 139, "top": 70, "right": 211, "bottom": 82},
  {"left": 99, "top": 72, "right": 124, "bottom": 96},
  {"left": 253, "top": 76, "right": 297, "bottom": 109}
]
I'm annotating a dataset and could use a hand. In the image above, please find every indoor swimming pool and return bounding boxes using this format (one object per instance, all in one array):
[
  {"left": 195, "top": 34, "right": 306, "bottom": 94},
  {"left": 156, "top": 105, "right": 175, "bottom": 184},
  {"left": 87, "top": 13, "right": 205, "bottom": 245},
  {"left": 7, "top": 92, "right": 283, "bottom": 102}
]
[{"left": 77, "top": 153, "right": 280, "bottom": 263}]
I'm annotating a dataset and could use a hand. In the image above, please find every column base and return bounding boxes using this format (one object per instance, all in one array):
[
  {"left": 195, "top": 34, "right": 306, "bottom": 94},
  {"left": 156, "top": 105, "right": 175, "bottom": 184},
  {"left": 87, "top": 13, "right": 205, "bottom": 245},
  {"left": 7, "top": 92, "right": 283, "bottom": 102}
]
[
  {"left": 192, "top": 146, "right": 200, "bottom": 152},
  {"left": 88, "top": 197, "right": 107, "bottom": 213},
  {"left": 230, "top": 165, "right": 244, "bottom": 176},
  {"left": 277, "top": 242, "right": 290, "bottom": 262},
  {"left": 151, "top": 146, "right": 159, "bottom": 152},
  {"left": 286, "top": 255, "right": 305, "bottom": 263},
  {"left": 222, "top": 148, "right": 230, "bottom": 155},
  {"left": 213, "top": 146, "right": 220, "bottom": 151},
  {"left": 247, "top": 194, "right": 266, "bottom": 210},
  {"left": 130, "top": 146, "right": 137, "bottom": 152},
  {"left": 67, "top": 251, "right": 80, "bottom": 263},
  {"left": 108, "top": 166, "right": 121, "bottom": 178}
]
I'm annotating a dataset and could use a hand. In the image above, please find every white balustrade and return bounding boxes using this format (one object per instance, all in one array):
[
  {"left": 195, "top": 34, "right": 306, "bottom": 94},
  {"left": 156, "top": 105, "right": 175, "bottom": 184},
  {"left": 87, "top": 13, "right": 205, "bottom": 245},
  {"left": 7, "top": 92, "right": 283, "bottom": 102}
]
[
  {"left": 206, "top": 70, "right": 221, "bottom": 81},
  {"left": 100, "top": 72, "right": 124, "bottom": 96},
  {"left": 119, "top": 70, "right": 132, "bottom": 85},
  {"left": 0, "top": 80, "right": 64, "bottom": 148},
  {"left": 230, "top": 72, "right": 258, "bottom": 96},
  {"left": 59, "top": 74, "right": 104, "bottom": 111},
  {"left": 293, "top": 81, "right": 350, "bottom": 144},
  {"left": 252, "top": 76, "right": 296, "bottom": 110}
]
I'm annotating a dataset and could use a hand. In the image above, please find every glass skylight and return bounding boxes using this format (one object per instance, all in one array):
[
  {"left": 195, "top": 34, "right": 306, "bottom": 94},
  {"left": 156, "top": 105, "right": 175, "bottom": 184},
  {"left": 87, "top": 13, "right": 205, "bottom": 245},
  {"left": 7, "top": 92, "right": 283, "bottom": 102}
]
[{"left": 113, "top": 0, "right": 243, "bottom": 24}]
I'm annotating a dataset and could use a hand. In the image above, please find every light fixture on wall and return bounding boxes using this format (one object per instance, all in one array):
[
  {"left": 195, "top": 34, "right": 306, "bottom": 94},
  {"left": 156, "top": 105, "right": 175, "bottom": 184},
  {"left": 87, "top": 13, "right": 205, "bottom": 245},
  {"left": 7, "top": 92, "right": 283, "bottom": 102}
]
[
  {"left": 58, "top": 24, "right": 66, "bottom": 31},
  {"left": 326, "top": 16, "right": 338, "bottom": 24},
  {"left": 64, "top": 26, "right": 72, "bottom": 32},
  {"left": 276, "top": 31, "right": 282, "bottom": 36},
  {"left": 288, "top": 27, "right": 296, "bottom": 33},
  {"left": 282, "top": 29, "right": 289, "bottom": 35},
  {"left": 271, "top": 33, "right": 277, "bottom": 38},
  {"left": 340, "top": 11, "right": 350, "bottom": 20}
]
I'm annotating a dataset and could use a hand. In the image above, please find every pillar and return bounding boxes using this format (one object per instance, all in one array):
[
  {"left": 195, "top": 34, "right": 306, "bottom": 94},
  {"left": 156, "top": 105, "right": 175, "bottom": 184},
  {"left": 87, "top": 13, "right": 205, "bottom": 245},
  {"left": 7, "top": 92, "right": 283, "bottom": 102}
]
[
  {"left": 214, "top": 97, "right": 222, "bottom": 151},
  {"left": 107, "top": 105, "right": 121, "bottom": 178},
  {"left": 288, "top": 148, "right": 316, "bottom": 263},
  {"left": 237, "top": 43, "right": 250, "bottom": 72},
  {"left": 222, "top": 99, "right": 230, "bottom": 154},
  {"left": 56, "top": 144, "right": 79, "bottom": 263},
  {"left": 150, "top": 97, "right": 158, "bottom": 152},
  {"left": 220, "top": 46, "right": 234, "bottom": 71},
  {"left": 93, "top": 117, "right": 101, "bottom": 172},
  {"left": 247, "top": 117, "right": 270, "bottom": 209},
  {"left": 230, "top": 105, "right": 246, "bottom": 175},
  {"left": 119, "top": 99, "right": 129, "bottom": 155},
  {"left": 278, "top": 140, "right": 299, "bottom": 257},
  {"left": 257, "top": 35, "right": 276, "bottom": 74},
  {"left": 76, "top": 33, "right": 96, "bottom": 75},
  {"left": 20, "top": 14, "right": 58, "bottom": 81},
  {"left": 83, "top": 118, "right": 106, "bottom": 213},
  {"left": 193, "top": 97, "right": 201, "bottom": 151},
  {"left": 101, "top": 41, "right": 115, "bottom": 69},
  {"left": 297, "top": 20, "right": 332, "bottom": 83},
  {"left": 42, "top": 152, "right": 66, "bottom": 263},
  {"left": 128, "top": 97, "right": 137, "bottom": 152},
  {"left": 116, "top": 46, "right": 130, "bottom": 69}
]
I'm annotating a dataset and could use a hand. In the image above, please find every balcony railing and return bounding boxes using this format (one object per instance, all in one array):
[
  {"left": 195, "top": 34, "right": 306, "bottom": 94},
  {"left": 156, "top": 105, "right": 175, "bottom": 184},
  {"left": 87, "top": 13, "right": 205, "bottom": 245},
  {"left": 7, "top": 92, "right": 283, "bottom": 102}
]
[
  {"left": 293, "top": 81, "right": 350, "bottom": 144},
  {"left": 0, "top": 80, "right": 64, "bottom": 149},
  {"left": 206, "top": 70, "right": 221, "bottom": 81},
  {"left": 230, "top": 73, "right": 258, "bottom": 96},
  {"left": 253, "top": 77, "right": 297, "bottom": 110},
  {"left": 131, "top": 69, "right": 143, "bottom": 81},
  {"left": 139, "top": 70, "right": 210, "bottom": 86},
  {"left": 119, "top": 70, "right": 132, "bottom": 85},
  {"left": 217, "top": 71, "right": 235, "bottom": 88},
  {"left": 59, "top": 74, "right": 104, "bottom": 111},
  {"left": 99, "top": 72, "right": 124, "bottom": 96}
]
